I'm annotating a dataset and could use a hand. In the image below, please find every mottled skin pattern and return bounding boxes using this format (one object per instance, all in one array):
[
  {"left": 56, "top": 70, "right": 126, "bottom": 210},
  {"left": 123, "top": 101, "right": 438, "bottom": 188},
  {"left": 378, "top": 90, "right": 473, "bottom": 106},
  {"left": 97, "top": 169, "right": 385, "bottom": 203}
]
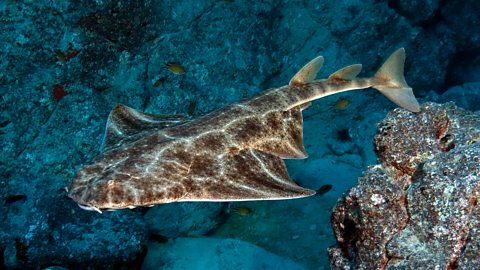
[
  {"left": 68, "top": 48, "right": 418, "bottom": 211},
  {"left": 68, "top": 79, "right": 372, "bottom": 211}
]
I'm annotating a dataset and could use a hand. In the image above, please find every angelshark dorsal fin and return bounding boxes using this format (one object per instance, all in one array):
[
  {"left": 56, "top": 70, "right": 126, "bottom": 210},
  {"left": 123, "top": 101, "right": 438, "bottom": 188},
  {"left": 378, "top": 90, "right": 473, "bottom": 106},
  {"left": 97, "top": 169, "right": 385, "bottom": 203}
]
[
  {"left": 102, "top": 104, "right": 187, "bottom": 151},
  {"left": 289, "top": 56, "right": 324, "bottom": 86},
  {"left": 328, "top": 64, "right": 362, "bottom": 81}
]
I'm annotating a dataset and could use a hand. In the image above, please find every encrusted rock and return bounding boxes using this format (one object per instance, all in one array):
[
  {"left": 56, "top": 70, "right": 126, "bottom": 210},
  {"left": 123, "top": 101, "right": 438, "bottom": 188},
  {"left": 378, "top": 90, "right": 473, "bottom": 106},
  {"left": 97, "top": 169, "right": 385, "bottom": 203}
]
[
  {"left": 330, "top": 102, "right": 480, "bottom": 269},
  {"left": 375, "top": 102, "right": 479, "bottom": 175},
  {"left": 330, "top": 165, "right": 409, "bottom": 269},
  {"left": 387, "top": 144, "right": 480, "bottom": 268}
]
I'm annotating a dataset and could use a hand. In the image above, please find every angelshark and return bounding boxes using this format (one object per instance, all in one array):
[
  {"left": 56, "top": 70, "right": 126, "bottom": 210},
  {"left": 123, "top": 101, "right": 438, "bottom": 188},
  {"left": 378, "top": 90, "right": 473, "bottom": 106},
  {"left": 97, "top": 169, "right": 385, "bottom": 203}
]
[{"left": 68, "top": 48, "right": 420, "bottom": 212}]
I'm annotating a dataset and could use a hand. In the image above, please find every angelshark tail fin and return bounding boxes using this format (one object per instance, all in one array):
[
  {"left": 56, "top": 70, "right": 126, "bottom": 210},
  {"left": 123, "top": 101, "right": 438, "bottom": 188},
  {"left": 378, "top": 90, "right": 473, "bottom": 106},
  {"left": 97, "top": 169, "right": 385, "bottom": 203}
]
[{"left": 372, "top": 48, "right": 421, "bottom": 112}]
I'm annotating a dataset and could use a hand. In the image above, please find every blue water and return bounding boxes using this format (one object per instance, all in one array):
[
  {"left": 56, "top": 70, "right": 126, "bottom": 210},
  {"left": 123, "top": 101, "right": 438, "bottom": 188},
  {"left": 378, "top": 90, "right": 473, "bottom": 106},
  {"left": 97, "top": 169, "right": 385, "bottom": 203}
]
[{"left": 0, "top": 0, "right": 479, "bottom": 269}]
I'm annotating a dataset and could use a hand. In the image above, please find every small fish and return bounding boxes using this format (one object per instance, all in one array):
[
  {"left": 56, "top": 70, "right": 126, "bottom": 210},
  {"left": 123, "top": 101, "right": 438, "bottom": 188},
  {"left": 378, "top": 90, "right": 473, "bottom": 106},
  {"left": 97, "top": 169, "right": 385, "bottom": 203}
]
[
  {"left": 65, "top": 48, "right": 80, "bottom": 61},
  {"left": 187, "top": 100, "right": 196, "bottom": 116},
  {"left": 334, "top": 97, "right": 351, "bottom": 110},
  {"left": 52, "top": 84, "right": 68, "bottom": 101},
  {"left": 153, "top": 77, "right": 166, "bottom": 88},
  {"left": 316, "top": 184, "right": 333, "bottom": 196},
  {"left": 54, "top": 44, "right": 80, "bottom": 62},
  {"left": 55, "top": 50, "right": 67, "bottom": 62},
  {"left": 233, "top": 206, "right": 252, "bottom": 216},
  {"left": 165, "top": 62, "right": 185, "bottom": 75},
  {"left": 94, "top": 86, "right": 113, "bottom": 93}
]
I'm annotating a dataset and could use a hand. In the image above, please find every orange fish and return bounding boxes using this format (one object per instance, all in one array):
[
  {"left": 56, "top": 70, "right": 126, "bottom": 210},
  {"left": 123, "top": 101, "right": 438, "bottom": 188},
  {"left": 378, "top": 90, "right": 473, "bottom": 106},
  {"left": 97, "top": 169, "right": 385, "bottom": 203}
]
[
  {"left": 233, "top": 206, "right": 252, "bottom": 216},
  {"left": 165, "top": 62, "right": 185, "bottom": 75},
  {"left": 334, "top": 97, "right": 351, "bottom": 110}
]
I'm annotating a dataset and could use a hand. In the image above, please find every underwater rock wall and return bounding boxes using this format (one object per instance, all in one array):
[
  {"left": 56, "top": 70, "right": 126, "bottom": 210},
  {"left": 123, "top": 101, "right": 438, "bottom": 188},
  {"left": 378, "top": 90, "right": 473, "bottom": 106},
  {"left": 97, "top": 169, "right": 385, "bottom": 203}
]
[{"left": 329, "top": 102, "right": 480, "bottom": 269}]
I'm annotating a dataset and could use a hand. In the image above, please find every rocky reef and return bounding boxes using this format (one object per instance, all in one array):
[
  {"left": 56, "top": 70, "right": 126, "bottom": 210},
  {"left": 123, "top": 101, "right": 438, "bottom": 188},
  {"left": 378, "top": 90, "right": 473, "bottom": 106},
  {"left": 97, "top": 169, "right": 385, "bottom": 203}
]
[{"left": 329, "top": 102, "right": 480, "bottom": 269}]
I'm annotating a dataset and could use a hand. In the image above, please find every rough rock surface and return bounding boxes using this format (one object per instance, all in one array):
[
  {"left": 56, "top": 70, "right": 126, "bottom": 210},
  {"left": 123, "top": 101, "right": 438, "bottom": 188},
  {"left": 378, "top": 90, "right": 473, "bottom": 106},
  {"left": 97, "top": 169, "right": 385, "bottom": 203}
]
[
  {"left": 388, "top": 0, "right": 440, "bottom": 23},
  {"left": 144, "top": 202, "right": 226, "bottom": 238},
  {"left": 375, "top": 103, "right": 479, "bottom": 175},
  {"left": 439, "top": 82, "right": 480, "bottom": 112},
  {"left": 440, "top": 1, "right": 480, "bottom": 47},
  {"left": 387, "top": 145, "right": 480, "bottom": 269},
  {"left": 1, "top": 175, "right": 149, "bottom": 269},
  {"left": 329, "top": 102, "right": 480, "bottom": 269}
]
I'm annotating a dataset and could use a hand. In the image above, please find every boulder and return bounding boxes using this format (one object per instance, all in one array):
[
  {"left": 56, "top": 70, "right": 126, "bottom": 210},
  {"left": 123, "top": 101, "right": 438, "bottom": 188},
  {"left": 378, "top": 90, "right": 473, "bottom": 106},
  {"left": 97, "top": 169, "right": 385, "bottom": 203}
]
[{"left": 329, "top": 102, "right": 480, "bottom": 269}]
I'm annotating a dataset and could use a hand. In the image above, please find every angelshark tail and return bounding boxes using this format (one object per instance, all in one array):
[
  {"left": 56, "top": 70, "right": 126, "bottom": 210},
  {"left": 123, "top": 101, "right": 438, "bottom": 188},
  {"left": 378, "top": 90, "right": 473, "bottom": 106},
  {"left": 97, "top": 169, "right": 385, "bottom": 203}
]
[
  {"left": 283, "top": 48, "right": 420, "bottom": 113},
  {"left": 371, "top": 48, "right": 420, "bottom": 112}
]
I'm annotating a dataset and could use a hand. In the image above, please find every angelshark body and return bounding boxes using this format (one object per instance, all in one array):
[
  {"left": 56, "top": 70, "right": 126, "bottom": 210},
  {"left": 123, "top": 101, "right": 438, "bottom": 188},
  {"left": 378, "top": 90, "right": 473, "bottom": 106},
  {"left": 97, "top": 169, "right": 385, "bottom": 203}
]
[{"left": 68, "top": 48, "right": 420, "bottom": 212}]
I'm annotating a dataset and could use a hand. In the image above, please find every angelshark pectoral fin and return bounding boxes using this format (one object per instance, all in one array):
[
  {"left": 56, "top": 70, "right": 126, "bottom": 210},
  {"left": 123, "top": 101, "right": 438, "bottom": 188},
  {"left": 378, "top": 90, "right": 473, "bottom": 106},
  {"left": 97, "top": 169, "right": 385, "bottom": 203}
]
[
  {"left": 102, "top": 104, "right": 187, "bottom": 151},
  {"left": 183, "top": 149, "right": 315, "bottom": 202},
  {"left": 372, "top": 48, "right": 421, "bottom": 112}
]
